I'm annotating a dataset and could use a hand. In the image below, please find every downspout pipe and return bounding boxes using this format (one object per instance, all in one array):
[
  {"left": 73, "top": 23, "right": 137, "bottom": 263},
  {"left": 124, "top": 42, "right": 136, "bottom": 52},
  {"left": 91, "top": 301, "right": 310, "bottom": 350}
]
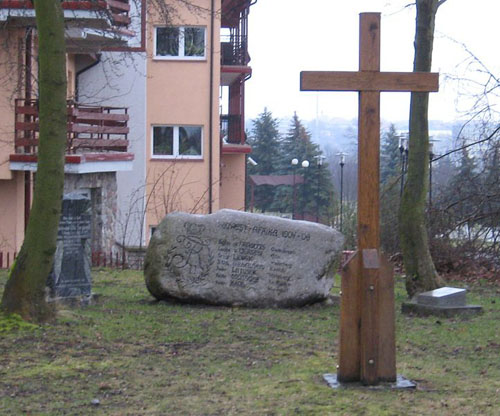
[{"left": 208, "top": 0, "right": 215, "bottom": 213}]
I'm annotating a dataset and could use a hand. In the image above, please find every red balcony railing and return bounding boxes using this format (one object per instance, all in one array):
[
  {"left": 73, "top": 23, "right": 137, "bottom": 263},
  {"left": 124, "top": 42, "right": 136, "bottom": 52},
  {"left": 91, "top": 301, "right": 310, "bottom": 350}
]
[
  {"left": 0, "top": 0, "right": 131, "bottom": 27},
  {"left": 14, "top": 99, "right": 129, "bottom": 154}
]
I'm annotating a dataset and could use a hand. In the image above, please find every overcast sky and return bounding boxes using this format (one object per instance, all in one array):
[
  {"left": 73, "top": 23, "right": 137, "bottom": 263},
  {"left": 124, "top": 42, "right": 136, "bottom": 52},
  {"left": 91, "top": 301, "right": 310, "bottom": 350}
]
[{"left": 245, "top": 0, "right": 500, "bottom": 124}]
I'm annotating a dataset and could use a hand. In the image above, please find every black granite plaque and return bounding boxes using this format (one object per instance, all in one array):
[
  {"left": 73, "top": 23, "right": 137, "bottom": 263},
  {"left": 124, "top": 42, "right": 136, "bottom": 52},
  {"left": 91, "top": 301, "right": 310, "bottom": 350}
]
[{"left": 47, "top": 193, "right": 92, "bottom": 299}]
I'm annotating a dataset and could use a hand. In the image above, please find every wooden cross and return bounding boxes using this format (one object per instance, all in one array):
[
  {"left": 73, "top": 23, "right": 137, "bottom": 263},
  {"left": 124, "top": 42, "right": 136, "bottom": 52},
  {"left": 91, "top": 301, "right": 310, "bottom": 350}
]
[{"left": 300, "top": 13, "right": 439, "bottom": 385}]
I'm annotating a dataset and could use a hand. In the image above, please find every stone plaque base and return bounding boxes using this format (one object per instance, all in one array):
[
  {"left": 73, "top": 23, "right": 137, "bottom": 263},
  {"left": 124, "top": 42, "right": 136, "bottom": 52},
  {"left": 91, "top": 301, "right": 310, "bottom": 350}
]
[
  {"left": 402, "top": 301, "right": 483, "bottom": 318},
  {"left": 417, "top": 287, "right": 466, "bottom": 307},
  {"left": 323, "top": 373, "right": 416, "bottom": 390},
  {"left": 47, "top": 293, "right": 101, "bottom": 307}
]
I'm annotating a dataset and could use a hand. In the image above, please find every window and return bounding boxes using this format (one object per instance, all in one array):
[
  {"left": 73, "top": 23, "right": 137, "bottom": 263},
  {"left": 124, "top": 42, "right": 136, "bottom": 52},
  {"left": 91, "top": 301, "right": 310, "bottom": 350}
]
[
  {"left": 155, "top": 26, "right": 206, "bottom": 59},
  {"left": 152, "top": 125, "right": 203, "bottom": 159}
]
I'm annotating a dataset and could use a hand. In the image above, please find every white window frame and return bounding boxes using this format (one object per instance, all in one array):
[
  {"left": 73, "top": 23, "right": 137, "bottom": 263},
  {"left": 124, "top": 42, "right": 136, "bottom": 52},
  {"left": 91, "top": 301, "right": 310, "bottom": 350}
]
[
  {"left": 151, "top": 125, "right": 203, "bottom": 160},
  {"left": 154, "top": 26, "right": 206, "bottom": 60}
]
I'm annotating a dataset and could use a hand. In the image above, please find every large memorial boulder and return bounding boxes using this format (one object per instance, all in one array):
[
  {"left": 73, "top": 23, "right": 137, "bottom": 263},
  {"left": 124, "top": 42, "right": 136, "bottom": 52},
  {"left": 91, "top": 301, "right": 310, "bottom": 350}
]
[{"left": 144, "top": 210, "right": 344, "bottom": 307}]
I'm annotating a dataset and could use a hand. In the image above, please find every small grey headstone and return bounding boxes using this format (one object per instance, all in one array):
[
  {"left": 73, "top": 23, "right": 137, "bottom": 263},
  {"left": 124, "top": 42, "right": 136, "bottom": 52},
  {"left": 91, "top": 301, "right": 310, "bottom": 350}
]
[
  {"left": 144, "top": 210, "right": 344, "bottom": 307},
  {"left": 417, "top": 287, "right": 466, "bottom": 307},
  {"left": 47, "top": 193, "right": 92, "bottom": 301},
  {"left": 402, "top": 286, "right": 482, "bottom": 318}
]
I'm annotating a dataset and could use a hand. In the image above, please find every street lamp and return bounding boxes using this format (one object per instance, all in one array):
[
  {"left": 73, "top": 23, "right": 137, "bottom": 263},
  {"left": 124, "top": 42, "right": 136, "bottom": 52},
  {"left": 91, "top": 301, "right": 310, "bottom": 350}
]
[
  {"left": 300, "top": 160, "right": 309, "bottom": 219},
  {"left": 291, "top": 158, "right": 298, "bottom": 219},
  {"left": 291, "top": 158, "right": 309, "bottom": 219},
  {"left": 315, "top": 155, "right": 325, "bottom": 222},
  {"left": 246, "top": 156, "right": 258, "bottom": 212},
  {"left": 336, "top": 152, "right": 347, "bottom": 232},
  {"left": 399, "top": 133, "right": 409, "bottom": 198},
  {"left": 429, "top": 139, "right": 438, "bottom": 211}
]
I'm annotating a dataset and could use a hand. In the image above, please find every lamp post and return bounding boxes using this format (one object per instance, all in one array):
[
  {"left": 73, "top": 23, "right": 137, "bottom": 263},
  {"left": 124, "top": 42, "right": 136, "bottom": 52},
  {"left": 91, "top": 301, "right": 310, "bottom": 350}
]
[
  {"left": 291, "top": 158, "right": 309, "bottom": 219},
  {"left": 399, "top": 133, "right": 408, "bottom": 198},
  {"left": 291, "top": 158, "right": 298, "bottom": 219},
  {"left": 301, "top": 159, "right": 309, "bottom": 219},
  {"left": 429, "top": 139, "right": 438, "bottom": 211},
  {"left": 337, "top": 152, "right": 346, "bottom": 232},
  {"left": 246, "top": 156, "right": 258, "bottom": 212},
  {"left": 315, "top": 155, "right": 325, "bottom": 222}
]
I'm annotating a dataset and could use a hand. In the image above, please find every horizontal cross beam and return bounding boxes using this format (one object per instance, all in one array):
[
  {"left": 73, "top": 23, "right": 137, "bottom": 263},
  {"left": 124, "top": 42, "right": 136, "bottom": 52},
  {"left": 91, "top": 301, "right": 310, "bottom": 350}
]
[{"left": 300, "top": 71, "right": 439, "bottom": 93}]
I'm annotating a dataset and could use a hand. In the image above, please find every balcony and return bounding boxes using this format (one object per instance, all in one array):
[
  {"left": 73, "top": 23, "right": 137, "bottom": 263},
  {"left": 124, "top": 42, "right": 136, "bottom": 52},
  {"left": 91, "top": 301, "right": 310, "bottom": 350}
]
[
  {"left": 0, "top": 0, "right": 131, "bottom": 30},
  {"left": 220, "top": 114, "right": 243, "bottom": 144},
  {"left": 220, "top": 0, "right": 252, "bottom": 86},
  {"left": 14, "top": 99, "right": 129, "bottom": 154},
  {"left": 10, "top": 99, "right": 133, "bottom": 173},
  {"left": 221, "top": 34, "right": 249, "bottom": 66},
  {"left": 220, "top": 114, "right": 251, "bottom": 154}
]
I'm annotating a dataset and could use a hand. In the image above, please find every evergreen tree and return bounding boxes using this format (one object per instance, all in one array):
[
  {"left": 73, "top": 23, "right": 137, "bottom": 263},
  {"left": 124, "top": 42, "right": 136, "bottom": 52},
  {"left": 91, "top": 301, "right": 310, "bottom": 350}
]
[
  {"left": 280, "top": 112, "right": 313, "bottom": 165},
  {"left": 247, "top": 108, "right": 281, "bottom": 175},
  {"left": 380, "top": 124, "right": 404, "bottom": 253},
  {"left": 447, "top": 147, "right": 479, "bottom": 230},
  {"left": 380, "top": 124, "right": 402, "bottom": 185},
  {"left": 246, "top": 108, "right": 281, "bottom": 212},
  {"left": 275, "top": 113, "right": 334, "bottom": 221},
  {"left": 482, "top": 140, "right": 500, "bottom": 228}
]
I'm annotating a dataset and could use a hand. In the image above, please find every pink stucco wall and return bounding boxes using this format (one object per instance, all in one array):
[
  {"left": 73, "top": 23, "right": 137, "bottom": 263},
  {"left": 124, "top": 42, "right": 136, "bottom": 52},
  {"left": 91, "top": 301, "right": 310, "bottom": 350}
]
[
  {"left": 0, "top": 172, "right": 26, "bottom": 252},
  {"left": 144, "top": 0, "right": 222, "bottom": 236},
  {"left": 220, "top": 153, "right": 246, "bottom": 210}
]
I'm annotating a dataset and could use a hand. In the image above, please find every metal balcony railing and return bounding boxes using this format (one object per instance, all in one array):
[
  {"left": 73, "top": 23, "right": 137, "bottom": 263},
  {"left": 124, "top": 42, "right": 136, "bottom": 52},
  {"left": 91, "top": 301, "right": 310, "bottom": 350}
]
[
  {"left": 14, "top": 99, "right": 129, "bottom": 154},
  {"left": 221, "top": 34, "right": 249, "bottom": 66},
  {"left": 220, "top": 114, "right": 244, "bottom": 145}
]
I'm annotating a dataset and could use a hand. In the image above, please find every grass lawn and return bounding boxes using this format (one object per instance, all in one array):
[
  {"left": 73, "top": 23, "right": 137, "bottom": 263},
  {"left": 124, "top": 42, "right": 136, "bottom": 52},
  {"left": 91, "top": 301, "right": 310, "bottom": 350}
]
[{"left": 1, "top": 268, "right": 499, "bottom": 415}]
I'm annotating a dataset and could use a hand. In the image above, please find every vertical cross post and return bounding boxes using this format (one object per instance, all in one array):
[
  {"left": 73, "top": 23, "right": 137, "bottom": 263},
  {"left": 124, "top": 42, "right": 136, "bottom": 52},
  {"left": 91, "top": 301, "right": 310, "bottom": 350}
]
[
  {"left": 357, "top": 16, "right": 382, "bottom": 384},
  {"left": 300, "top": 13, "right": 439, "bottom": 385}
]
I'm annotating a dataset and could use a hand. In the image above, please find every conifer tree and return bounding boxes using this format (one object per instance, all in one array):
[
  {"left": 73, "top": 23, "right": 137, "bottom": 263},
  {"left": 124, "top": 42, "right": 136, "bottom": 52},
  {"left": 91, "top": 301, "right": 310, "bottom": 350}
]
[
  {"left": 447, "top": 147, "right": 479, "bottom": 227},
  {"left": 380, "top": 124, "right": 402, "bottom": 186},
  {"left": 246, "top": 108, "right": 281, "bottom": 212},
  {"left": 482, "top": 141, "right": 500, "bottom": 228},
  {"left": 380, "top": 124, "right": 403, "bottom": 253},
  {"left": 276, "top": 113, "right": 334, "bottom": 220}
]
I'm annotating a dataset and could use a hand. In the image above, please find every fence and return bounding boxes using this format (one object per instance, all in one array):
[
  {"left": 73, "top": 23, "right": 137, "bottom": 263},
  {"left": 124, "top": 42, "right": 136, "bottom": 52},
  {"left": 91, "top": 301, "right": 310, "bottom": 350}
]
[
  {"left": 91, "top": 250, "right": 145, "bottom": 270},
  {"left": 0, "top": 250, "right": 144, "bottom": 270},
  {"left": 2, "top": 249, "right": 353, "bottom": 272}
]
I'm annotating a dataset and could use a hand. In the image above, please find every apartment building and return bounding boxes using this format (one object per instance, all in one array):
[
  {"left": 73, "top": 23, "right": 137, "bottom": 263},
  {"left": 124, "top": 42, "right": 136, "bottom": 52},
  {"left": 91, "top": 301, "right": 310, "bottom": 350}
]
[
  {"left": 0, "top": 0, "right": 134, "bottom": 259},
  {"left": 0, "top": 0, "right": 255, "bottom": 260},
  {"left": 78, "top": 0, "right": 255, "bottom": 252}
]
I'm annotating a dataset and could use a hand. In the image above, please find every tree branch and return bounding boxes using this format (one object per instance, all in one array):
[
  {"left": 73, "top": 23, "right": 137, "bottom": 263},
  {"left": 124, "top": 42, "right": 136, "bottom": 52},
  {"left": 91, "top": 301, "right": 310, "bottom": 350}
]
[{"left": 433, "top": 125, "right": 500, "bottom": 162}]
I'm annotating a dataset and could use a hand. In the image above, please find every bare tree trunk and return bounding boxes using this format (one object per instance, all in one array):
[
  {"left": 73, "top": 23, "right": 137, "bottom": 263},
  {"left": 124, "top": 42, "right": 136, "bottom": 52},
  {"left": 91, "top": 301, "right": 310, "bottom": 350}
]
[
  {"left": 399, "top": 0, "right": 445, "bottom": 297},
  {"left": 1, "top": 0, "right": 67, "bottom": 322}
]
